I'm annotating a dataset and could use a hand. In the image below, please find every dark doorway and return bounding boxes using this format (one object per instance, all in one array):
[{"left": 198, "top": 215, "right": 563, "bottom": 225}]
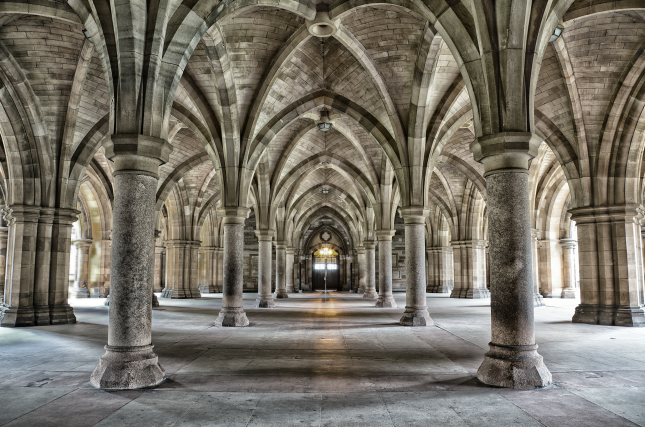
[{"left": 313, "top": 265, "right": 340, "bottom": 291}]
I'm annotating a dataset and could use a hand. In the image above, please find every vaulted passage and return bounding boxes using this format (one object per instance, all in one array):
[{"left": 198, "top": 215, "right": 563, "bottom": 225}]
[{"left": 1, "top": 0, "right": 645, "bottom": 424}]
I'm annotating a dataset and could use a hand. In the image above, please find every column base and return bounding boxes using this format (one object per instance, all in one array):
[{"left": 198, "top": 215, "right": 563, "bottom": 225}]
[
  {"left": 71, "top": 288, "right": 90, "bottom": 298},
  {"left": 534, "top": 293, "right": 545, "bottom": 307},
  {"left": 357, "top": 286, "right": 365, "bottom": 294},
  {"left": 477, "top": 343, "right": 552, "bottom": 389},
  {"left": 152, "top": 294, "right": 160, "bottom": 307},
  {"left": 286, "top": 286, "right": 295, "bottom": 293},
  {"left": 49, "top": 304, "right": 77, "bottom": 325},
  {"left": 255, "top": 297, "right": 276, "bottom": 308},
  {"left": 465, "top": 288, "right": 490, "bottom": 299},
  {"left": 375, "top": 296, "right": 397, "bottom": 308},
  {"left": 363, "top": 290, "right": 378, "bottom": 299},
  {"left": 274, "top": 290, "right": 289, "bottom": 299},
  {"left": 90, "top": 344, "right": 165, "bottom": 390},
  {"left": 560, "top": 288, "right": 577, "bottom": 299},
  {"left": 0, "top": 305, "right": 35, "bottom": 327},
  {"left": 571, "top": 304, "right": 644, "bottom": 326},
  {"left": 105, "top": 295, "right": 110, "bottom": 306},
  {"left": 160, "top": 288, "right": 202, "bottom": 299},
  {"left": 214, "top": 307, "right": 249, "bottom": 327},
  {"left": 428, "top": 285, "right": 451, "bottom": 293},
  {"left": 198, "top": 285, "right": 219, "bottom": 294},
  {"left": 399, "top": 306, "right": 433, "bottom": 326},
  {"left": 34, "top": 305, "right": 52, "bottom": 326}
]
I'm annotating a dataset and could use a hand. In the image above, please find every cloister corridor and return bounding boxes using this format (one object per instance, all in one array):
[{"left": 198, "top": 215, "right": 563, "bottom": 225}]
[{"left": 1, "top": 293, "right": 644, "bottom": 427}]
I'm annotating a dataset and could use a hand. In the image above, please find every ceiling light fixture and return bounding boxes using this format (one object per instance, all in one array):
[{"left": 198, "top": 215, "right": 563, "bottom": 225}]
[
  {"left": 317, "top": 109, "right": 332, "bottom": 132},
  {"left": 82, "top": 29, "right": 94, "bottom": 44},
  {"left": 322, "top": 189, "right": 329, "bottom": 195},
  {"left": 549, "top": 26, "right": 564, "bottom": 43}
]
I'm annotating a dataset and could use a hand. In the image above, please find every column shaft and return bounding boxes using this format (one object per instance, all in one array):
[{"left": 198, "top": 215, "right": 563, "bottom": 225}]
[
  {"left": 363, "top": 242, "right": 377, "bottom": 299},
  {"left": 255, "top": 231, "right": 276, "bottom": 307},
  {"left": 356, "top": 248, "right": 366, "bottom": 294},
  {"left": 215, "top": 209, "right": 249, "bottom": 326},
  {"left": 531, "top": 230, "right": 545, "bottom": 307},
  {"left": 90, "top": 173, "right": 165, "bottom": 389},
  {"left": 560, "top": 239, "right": 577, "bottom": 298},
  {"left": 285, "top": 248, "right": 295, "bottom": 293},
  {"left": 376, "top": 231, "right": 396, "bottom": 307},
  {"left": 275, "top": 244, "right": 288, "bottom": 298},
  {"left": 399, "top": 208, "right": 433, "bottom": 326}
]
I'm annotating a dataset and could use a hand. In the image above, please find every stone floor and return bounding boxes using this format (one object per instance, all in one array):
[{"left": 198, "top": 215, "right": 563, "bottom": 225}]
[{"left": 1, "top": 292, "right": 645, "bottom": 426}]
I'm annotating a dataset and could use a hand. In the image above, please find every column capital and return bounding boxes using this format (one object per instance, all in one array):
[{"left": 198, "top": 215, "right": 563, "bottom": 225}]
[
  {"left": 375, "top": 229, "right": 396, "bottom": 241},
  {"left": 399, "top": 206, "right": 429, "bottom": 224},
  {"left": 355, "top": 246, "right": 366, "bottom": 254},
  {"left": 569, "top": 204, "right": 643, "bottom": 224},
  {"left": 286, "top": 247, "right": 295, "bottom": 255},
  {"left": 559, "top": 238, "right": 577, "bottom": 248},
  {"left": 274, "top": 240, "right": 288, "bottom": 249},
  {"left": 2, "top": 205, "right": 40, "bottom": 225},
  {"left": 104, "top": 134, "right": 173, "bottom": 177},
  {"left": 218, "top": 207, "right": 249, "bottom": 225},
  {"left": 255, "top": 229, "right": 274, "bottom": 241},
  {"left": 363, "top": 241, "right": 377, "bottom": 250},
  {"left": 74, "top": 239, "right": 93, "bottom": 249},
  {"left": 470, "top": 132, "right": 540, "bottom": 175},
  {"left": 531, "top": 228, "right": 540, "bottom": 241}
]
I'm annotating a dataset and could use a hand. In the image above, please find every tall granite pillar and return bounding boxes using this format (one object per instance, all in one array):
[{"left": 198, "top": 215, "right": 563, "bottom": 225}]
[
  {"left": 376, "top": 230, "right": 396, "bottom": 307},
  {"left": 399, "top": 207, "right": 433, "bottom": 326},
  {"left": 275, "top": 242, "right": 288, "bottom": 298},
  {"left": 363, "top": 241, "right": 377, "bottom": 299},
  {"left": 0, "top": 223, "right": 7, "bottom": 300},
  {"left": 472, "top": 132, "right": 551, "bottom": 389},
  {"left": 286, "top": 248, "right": 295, "bottom": 293},
  {"left": 71, "top": 240, "right": 92, "bottom": 298},
  {"left": 154, "top": 244, "right": 165, "bottom": 293},
  {"left": 531, "top": 229, "right": 545, "bottom": 307},
  {"left": 255, "top": 230, "right": 275, "bottom": 307},
  {"left": 215, "top": 247, "right": 223, "bottom": 292},
  {"left": 356, "top": 247, "right": 366, "bottom": 294},
  {"left": 90, "top": 134, "right": 170, "bottom": 389},
  {"left": 560, "top": 238, "right": 577, "bottom": 298},
  {"left": 33, "top": 209, "right": 55, "bottom": 323},
  {"left": 215, "top": 208, "right": 249, "bottom": 326}
]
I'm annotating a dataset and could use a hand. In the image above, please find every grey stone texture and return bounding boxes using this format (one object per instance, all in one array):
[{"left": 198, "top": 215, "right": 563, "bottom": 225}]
[
  {"left": 215, "top": 209, "right": 250, "bottom": 327},
  {"left": 363, "top": 241, "right": 377, "bottom": 299},
  {"left": 375, "top": 230, "right": 396, "bottom": 308},
  {"left": 255, "top": 231, "right": 276, "bottom": 308},
  {"left": 274, "top": 243, "right": 288, "bottom": 298},
  {"left": 399, "top": 208, "right": 433, "bottom": 326},
  {"left": 91, "top": 173, "right": 164, "bottom": 389},
  {"left": 476, "top": 159, "right": 551, "bottom": 389}
]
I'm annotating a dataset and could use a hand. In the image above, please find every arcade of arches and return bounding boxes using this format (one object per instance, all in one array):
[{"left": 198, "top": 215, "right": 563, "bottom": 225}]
[{"left": 1, "top": 0, "right": 645, "bottom": 425}]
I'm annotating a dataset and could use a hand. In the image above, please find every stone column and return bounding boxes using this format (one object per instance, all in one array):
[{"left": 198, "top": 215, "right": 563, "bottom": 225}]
[
  {"left": 439, "top": 246, "right": 454, "bottom": 293},
  {"left": 215, "top": 247, "right": 223, "bottom": 292},
  {"left": 376, "top": 230, "right": 396, "bottom": 307},
  {"left": 161, "top": 240, "right": 201, "bottom": 298},
  {"left": 0, "top": 224, "right": 7, "bottom": 300},
  {"left": 90, "top": 134, "right": 170, "bottom": 389},
  {"left": 560, "top": 238, "right": 577, "bottom": 298},
  {"left": 154, "top": 244, "right": 165, "bottom": 293},
  {"left": 48, "top": 209, "right": 78, "bottom": 324},
  {"left": 255, "top": 230, "right": 275, "bottom": 307},
  {"left": 33, "top": 209, "right": 55, "bottom": 324},
  {"left": 571, "top": 206, "right": 645, "bottom": 326},
  {"left": 274, "top": 242, "right": 288, "bottom": 298},
  {"left": 199, "top": 246, "right": 217, "bottom": 293},
  {"left": 472, "top": 132, "right": 551, "bottom": 389},
  {"left": 356, "top": 247, "right": 366, "bottom": 294},
  {"left": 0, "top": 206, "right": 40, "bottom": 326},
  {"left": 285, "top": 247, "right": 295, "bottom": 293},
  {"left": 214, "top": 208, "right": 249, "bottom": 326},
  {"left": 399, "top": 207, "right": 433, "bottom": 326},
  {"left": 531, "top": 229, "right": 545, "bottom": 307},
  {"left": 71, "top": 240, "right": 92, "bottom": 298},
  {"left": 450, "top": 240, "right": 489, "bottom": 299},
  {"left": 363, "top": 241, "right": 378, "bottom": 299}
]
